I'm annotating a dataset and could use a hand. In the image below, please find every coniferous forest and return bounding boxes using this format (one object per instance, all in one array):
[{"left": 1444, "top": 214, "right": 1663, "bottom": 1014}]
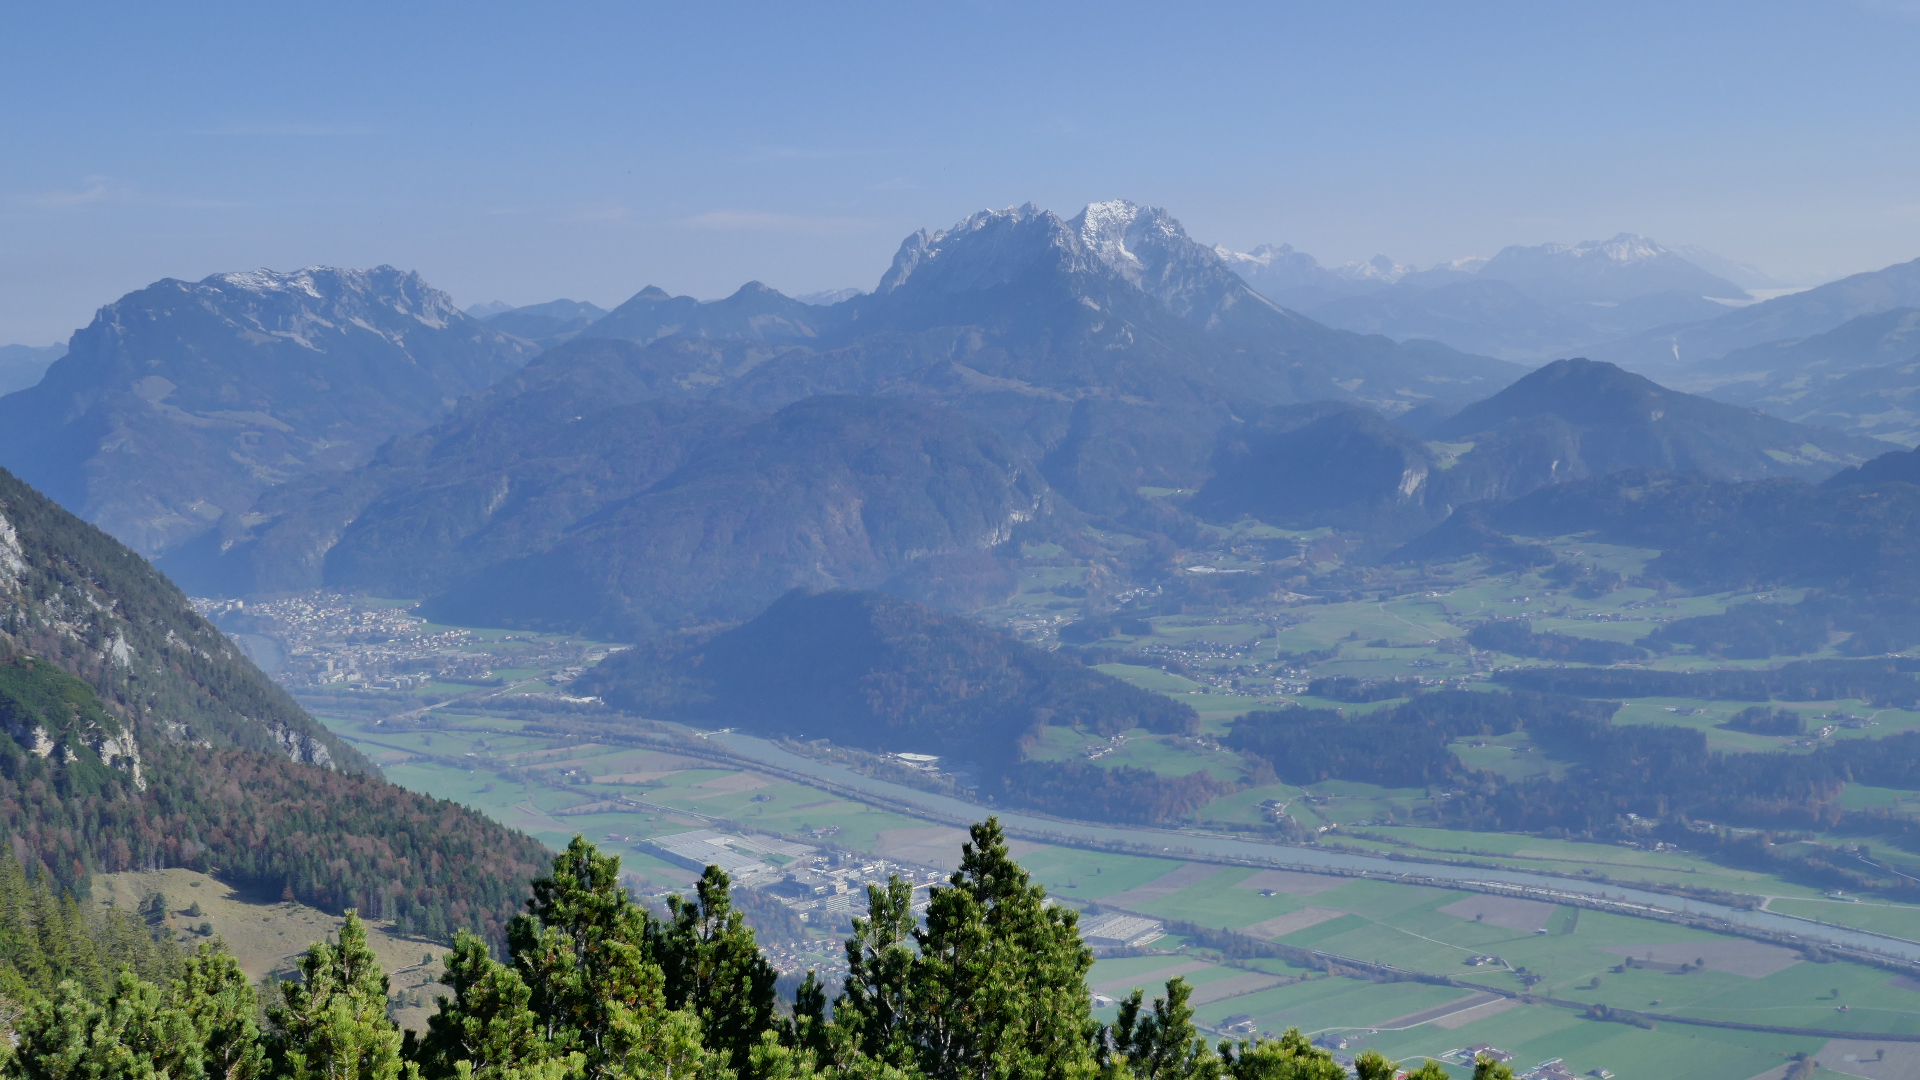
[{"left": 0, "top": 819, "right": 1490, "bottom": 1080}]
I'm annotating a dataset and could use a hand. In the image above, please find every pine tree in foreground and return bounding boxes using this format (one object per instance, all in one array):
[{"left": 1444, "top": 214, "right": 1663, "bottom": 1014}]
[{"left": 0, "top": 818, "right": 1448, "bottom": 1080}]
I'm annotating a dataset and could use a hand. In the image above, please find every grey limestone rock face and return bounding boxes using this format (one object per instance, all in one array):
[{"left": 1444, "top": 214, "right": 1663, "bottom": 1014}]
[{"left": 0, "top": 266, "right": 535, "bottom": 556}]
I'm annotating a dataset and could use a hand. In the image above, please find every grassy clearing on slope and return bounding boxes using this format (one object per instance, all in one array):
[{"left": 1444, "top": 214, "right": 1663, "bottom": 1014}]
[{"left": 92, "top": 867, "right": 449, "bottom": 1033}]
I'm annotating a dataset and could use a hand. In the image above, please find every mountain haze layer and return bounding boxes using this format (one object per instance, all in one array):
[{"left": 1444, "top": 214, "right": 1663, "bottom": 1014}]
[
  {"left": 1222, "top": 234, "right": 1753, "bottom": 362},
  {"left": 1700, "top": 308, "right": 1920, "bottom": 444},
  {"left": 1587, "top": 257, "right": 1920, "bottom": 375},
  {"left": 0, "top": 342, "right": 63, "bottom": 395},
  {"left": 477, "top": 298, "right": 609, "bottom": 348}
]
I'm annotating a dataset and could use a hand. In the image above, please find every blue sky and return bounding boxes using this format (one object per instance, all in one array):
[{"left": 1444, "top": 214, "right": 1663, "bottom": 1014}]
[{"left": 3, "top": 0, "right": 1919, "bottom": 342}]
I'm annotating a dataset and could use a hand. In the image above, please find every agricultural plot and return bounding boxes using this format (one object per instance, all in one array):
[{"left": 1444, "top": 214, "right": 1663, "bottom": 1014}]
[
  {"left": 1364, "top": 1000, "right": 1799, "bottom": 1080},
  {"left": 1080, "top": 858, "right": 1920, "bottom": 1052},
  {"left": 326, "top": 699, "right": 1920, "bottom": 1073},
  {"left": 1767, "top": 899, "right": 1920, "bottom": 943},
  {"left": 1325, "top": 825, "right": 1832, "bottom": 900},
  {"left": 1448, "top": 732, "right": 1561, "bottom": 782},
  {"left": 1024, "top": 725, "right": 1248, "bottom": 781},
  {"left": 294, "top": 556, "right": 1920, "bottom": 1078},
  {"left": 314, "top": 711, "right": 931, "bottom": 867}
]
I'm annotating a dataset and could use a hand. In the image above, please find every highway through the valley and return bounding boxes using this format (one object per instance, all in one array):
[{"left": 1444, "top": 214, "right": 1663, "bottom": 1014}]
[{"left": 706, "top": 730, "right": 1920, "bottom": 966}]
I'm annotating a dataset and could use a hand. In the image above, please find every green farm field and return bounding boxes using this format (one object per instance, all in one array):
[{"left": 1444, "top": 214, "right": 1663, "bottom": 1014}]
[{"left": 321, "top": 700, "right": 1920, "bottom": 1077}]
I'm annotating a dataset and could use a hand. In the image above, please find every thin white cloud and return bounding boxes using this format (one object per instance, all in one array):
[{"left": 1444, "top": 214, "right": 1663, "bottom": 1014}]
[
  {"left": 682, "top": 210, "right": 876, "bottom": 236},
  {"left": 733, "top": 145, "right": 892, "bottom": 163},
  {"left": 1853, "top": 0, "right": 1920, "bottom": 14},
  {"left": 11, "top": 176, "right": 245, "bottom": 211},
  {"left": 21, "top": 175, "right": 126, "bottom": 207},
  {"left": 185, "top": 122, "right": 374, "bottom": 136},
  {"left": 557, "top": 204, "right": 635, "bottom": 224}
]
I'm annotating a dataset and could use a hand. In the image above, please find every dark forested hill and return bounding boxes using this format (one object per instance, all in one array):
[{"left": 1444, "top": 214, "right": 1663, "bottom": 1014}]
[
  {"left": 1425, "top": 358, "right": 1883, "bottom": 488},
  {"left": 1188, "top": 359, "right": 1877, "bottom": 539},
  {"left": 580, "top": 588, "right": 1196, "bottom": 760},
  {"left": 577, "top": 589, "right": 1215, "bottom": 822},
  {"left": 0, "top": 267, "right": 533, "bottom": 557},
  {"left": 1187, "top": 402, "right": 1438, "bottom": 533},
  {"left": 0, "top": 465, "right": 549, "bottom": 943}
]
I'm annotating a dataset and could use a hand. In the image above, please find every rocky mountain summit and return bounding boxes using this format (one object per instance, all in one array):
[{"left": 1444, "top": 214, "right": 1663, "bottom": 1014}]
[{"left": 0, "top": 266, "right": 534, "bottom": 556}]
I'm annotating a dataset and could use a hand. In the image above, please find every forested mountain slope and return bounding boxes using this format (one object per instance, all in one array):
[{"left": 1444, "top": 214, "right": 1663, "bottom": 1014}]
[
  {"left": 1391, "top": 446, "right": 1920, "bottom": 653},
  {"left": 1587, "top": 255, "right": 1920, "bottom": 375},
  {"left": 1424, "top": 357, "right": 1884, "bottom": 489},
  {"left": 1700, "top": 308, "right": 1920, "bottom": 445},
  {"left": 0, "top": 465, "right": 549, "bottom": 943},
  {"left": 177, "top": 369, "right": 1056, "bottom": 637},
  {"left": 1190, "top": 359, "right": 1878, "bottom": 537}
]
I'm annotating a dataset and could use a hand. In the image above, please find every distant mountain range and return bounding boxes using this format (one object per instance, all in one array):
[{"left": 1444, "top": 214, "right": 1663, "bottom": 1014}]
[
  {"left": 166, "top": 200, "right": 1520, "bottom": 631},
  {"left": 577, "top": 281, "right": 823, "bottom": 347},
  {"left": 473, "top": 298, "right": 608, "bottom": 348},
  {"left": 0, "top": 342, "right": 63, "bottom": 395},
  {"left": 1587, "top": 256, "right": 1920, "bottom": 377},
  {"left": 0, "top": 267, "right": 535, "bottom": 557},
  {"left": 22, "top": 198, "right": 1911, "bottom": 646},
  {"left": 1216, "top": 233, "right": 1750, "bottom": 362},
  {"left": 1221, "top": 234, "right": 1920, "bottom": 448},
  {"left": 795, "top": 287, "right": 864, "bottom": 306},
  {"left": 1475, "top": 233, "right": 1748, "bottom": 304}
]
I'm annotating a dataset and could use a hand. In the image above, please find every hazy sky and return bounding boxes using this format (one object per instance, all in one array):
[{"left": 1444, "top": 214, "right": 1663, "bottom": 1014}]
[{"left": 4, "top": 0, "right": 1920, "bottom": 343}]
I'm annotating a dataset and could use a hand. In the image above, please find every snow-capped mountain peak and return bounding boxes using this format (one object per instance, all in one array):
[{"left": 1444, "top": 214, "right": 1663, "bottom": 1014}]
[
  {"left": 1550, "top": 233, "right": 1667, "bottom": 264},
  {"left": 872, "top": 202, "right": 1060, "bottom": 296},
  {"left": 199, "top": 266, "right": 465, "bottom": 329},
  {"left": 1339, "top": 254, "right": 1411, "bottom": 283},
  {"left": 1480, "top": 234, "right": 1748, "bottom": 301},
  {"left": 873, "top": 200, "right": 1267, "bottom": 326},
  {"left": 217, "top": 267, "right": 331, "bottom": 297},
  {"left": 1070, "top": 199, "right": 1186, "bottom": 280}
]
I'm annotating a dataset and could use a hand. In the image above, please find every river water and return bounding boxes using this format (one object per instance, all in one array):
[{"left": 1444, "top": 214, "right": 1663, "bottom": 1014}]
[{"left": 712, "top": 731, "right": 1920, "bottom": 963}]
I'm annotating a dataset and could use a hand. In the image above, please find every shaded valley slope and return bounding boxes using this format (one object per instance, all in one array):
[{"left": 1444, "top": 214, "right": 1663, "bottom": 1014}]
[{"left": 0, "top": 465, "right": 549, "bottom": 944}]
